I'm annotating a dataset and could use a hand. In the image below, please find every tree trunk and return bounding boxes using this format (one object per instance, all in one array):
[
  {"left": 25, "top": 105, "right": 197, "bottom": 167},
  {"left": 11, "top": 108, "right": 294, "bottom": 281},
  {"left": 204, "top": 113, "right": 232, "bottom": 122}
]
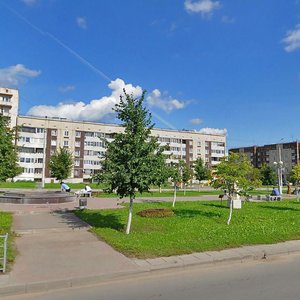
[
  {"left": 159, "top": 185, "right": 162, "bottom": 193},
  {"left": 125, "top": 197, "right": 134, "bottom": 234},
  {"left": 198, "top": 182, "right": 201, "bottom": 192},
  {"left": 184, "top": 184, "right": 186, "bottom": 196},
  {"left": 227, "top": 196, "right": 233, "bottom": 225},
  {"left": 172, "top": 184, "right": 177, "bottom": 208}
]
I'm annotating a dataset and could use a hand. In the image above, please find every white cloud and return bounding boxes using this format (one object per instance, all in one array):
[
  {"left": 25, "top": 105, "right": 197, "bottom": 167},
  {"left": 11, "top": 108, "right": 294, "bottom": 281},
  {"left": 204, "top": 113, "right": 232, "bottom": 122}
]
[
  {"left": 190, "top": 118, "right": 203, "bottom": 125},
  {"left": 59, "top": 85, "right": 75, "bottom": 93},
  {"left": 197, "top": 127, "right": 227, "bottom": 135},
  {"left": 21, "top": 0, "right": 37, "bottom": 6},
  {"left": 0, "top": 64, "right": 40, "bottom": 87},
  {"left": 76, "top": 17, "right": 87, "bottom": 29},
  {"left": 27, "top": 78, "right": 143, "bottom": 122},
  {"left": 221, "top": 16, "right": 235, "bottom": 24},
  {"left": 147, "top": 89, "right": 187, "bottom": 113},
  {"left": 184, "top": 0, "right": 221, "bottom": 16},
  {"left": 282, "top": 24, "right": 300, "bottom": 52}
]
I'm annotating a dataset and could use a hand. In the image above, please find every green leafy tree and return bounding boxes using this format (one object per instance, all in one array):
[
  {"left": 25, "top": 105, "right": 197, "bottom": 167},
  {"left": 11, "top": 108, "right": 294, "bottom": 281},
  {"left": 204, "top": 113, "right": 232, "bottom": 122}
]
[
  {"left": 182, "top": 162, "right": 193, "bottom": 195},
  {"left": 193, "top": 157, "right": 210, "bottom": 190},
  {"left": 152, "top": 151, "right": 169, "bottom": 193},
  {"left": 259, "top": 163, "right": 276, "bottom": 186},
  {"left": 49, "top": 147, "right": 73, "bottom": 182},
  {"left": 0, "top": 115, "right": 22, "bottom": 181},
  {"left": 101, "top": 90, "right": 167, "bottom": 234},
  {"left": 212, "top": 152, "right": 261, "bottom": 225}
]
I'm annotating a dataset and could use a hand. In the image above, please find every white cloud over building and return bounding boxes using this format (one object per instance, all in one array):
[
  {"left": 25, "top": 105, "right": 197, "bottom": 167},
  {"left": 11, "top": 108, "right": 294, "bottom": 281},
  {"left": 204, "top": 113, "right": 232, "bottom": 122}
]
[{"left": 0, "top": 64, "right": 40, "bottom": 87}]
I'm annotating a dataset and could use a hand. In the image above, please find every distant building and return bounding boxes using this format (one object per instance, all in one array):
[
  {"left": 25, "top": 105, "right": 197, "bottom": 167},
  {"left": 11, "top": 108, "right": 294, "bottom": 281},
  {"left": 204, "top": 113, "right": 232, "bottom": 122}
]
[
  {"left": 2, "top": 87, "right": 226, "bottom": 182},
  {"left": 230, "top": 142, "right": 300, "bottom": 180}
]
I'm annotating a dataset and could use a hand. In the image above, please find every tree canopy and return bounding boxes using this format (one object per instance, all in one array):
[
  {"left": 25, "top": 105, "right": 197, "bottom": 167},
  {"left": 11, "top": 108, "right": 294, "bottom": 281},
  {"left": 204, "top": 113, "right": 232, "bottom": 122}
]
[
  {"left": 48, "top": 147, "right": 73, "bottom": 182},
  {"left": 101, "top": 90, "right": 167, "bottom": 234},
  {"left": 0, "top": 115, "right": 22, "bottom": 181},
  {"left": 193, "top": 157, "right": 210, "bottom": 183},
  {"left": 259, "top": 163, "right": 276, "bottom": 186}
]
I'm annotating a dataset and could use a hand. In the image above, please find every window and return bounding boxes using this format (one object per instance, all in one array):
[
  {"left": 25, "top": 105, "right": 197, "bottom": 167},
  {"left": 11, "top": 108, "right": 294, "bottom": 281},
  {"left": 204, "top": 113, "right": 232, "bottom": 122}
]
[
  {"left": 75, "top": 131, "right": 81, "bottom": 137},
  {"left": 64, "top": 130, "right": 69, "bottom": 137},
  {"left": 75, "top": 141, "right": 81, "bottom": 147},
  {"left": 63, "top": 140, "right": 69, "bottom": 147},
  {"left": 75, "top": 150, "right": 80, "bottom": 157},
  {"left": 51, "top": 140, "right": 57, "bottom": 146},
  {"left": 51, "top": 130, "right": 57, "bottom": 136},
  {"left": 74, "top": 169, "right": 79, "bottom": 176},
  {"left": 75, "top": 160, "right": 80, "bottom": 167},
  {"left": 36, "top": 128, "right": 44, "bottom": 133}
]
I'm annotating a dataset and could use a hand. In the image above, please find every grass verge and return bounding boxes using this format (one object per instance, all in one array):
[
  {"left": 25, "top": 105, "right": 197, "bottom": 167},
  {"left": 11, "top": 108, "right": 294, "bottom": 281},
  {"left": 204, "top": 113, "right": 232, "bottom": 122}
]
[
  {"left": 0, "top": 212, "right": 15, "bottom": 271},
  {"left": 75, "top": 199, "right": 300, "bottom": 258}
]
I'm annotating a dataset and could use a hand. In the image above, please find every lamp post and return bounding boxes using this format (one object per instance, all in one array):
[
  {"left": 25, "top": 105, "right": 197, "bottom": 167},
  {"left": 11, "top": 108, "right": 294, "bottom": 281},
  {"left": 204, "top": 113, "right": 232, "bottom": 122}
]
[{"left": 273, "top": 160, "right": 283, "bottom": 195}]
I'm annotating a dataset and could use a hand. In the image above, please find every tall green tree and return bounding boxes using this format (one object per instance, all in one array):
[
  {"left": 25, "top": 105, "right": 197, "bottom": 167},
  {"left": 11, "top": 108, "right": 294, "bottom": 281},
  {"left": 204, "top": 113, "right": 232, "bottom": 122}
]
[
  {"left": 0, "top": 115, "right": 22, "bottom": 181},
  {"left": 193, "top": 157, "right": 210, "bottom": 190},
  {"left": 212, "top": 152, "right": 261, "bottom": 225},
  {"left": 259, "top": 163, "right": 277, "bottom": 186},
  {"left": 49, "top": 147, "right": 73, "bottom": 182},
  {"left": 152, "top": 151, "right": 170, "bottom": 193},
  {"left": 101, "top": 90, "right": 167, "bottom": 234}
]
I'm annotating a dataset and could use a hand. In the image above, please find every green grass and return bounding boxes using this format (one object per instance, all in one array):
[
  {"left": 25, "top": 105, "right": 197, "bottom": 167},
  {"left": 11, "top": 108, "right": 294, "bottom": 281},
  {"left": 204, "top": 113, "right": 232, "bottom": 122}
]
[
  {"left": 0, "top": 181, "right": 37, "bottom": 189},
  {"left": 75, "top": 199, "right": 300, "bottom": 258},
  {"left": 0, "top": 212, "right": 15, "bottom": 270}
]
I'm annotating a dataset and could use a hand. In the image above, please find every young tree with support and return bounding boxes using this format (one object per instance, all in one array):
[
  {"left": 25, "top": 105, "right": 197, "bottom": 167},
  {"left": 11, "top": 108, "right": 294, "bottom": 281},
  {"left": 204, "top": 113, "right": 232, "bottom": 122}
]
[
  {"left": 212, "top": 152, "right": 261, "bottom": 225},
  {"left": 49, "top": 147, "right": 74, "bottom": 183},
  {"left": 100, "top": 90, "right": 167, "bottom": 234},
  {"left": 0, "top": 115, "right": 22, "bottom": 181},
  {"left": 182, "top": 161, "right": 193, "bottom": 195}
]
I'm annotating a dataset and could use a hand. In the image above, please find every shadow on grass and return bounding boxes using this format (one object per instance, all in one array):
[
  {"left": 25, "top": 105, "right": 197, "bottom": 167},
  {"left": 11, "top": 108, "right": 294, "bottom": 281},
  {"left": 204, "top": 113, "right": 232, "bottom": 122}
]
[
  {"left": 260, "top": 205, "right": 300, "bottom": 212},
  {"left": 202, "top": 203, "right": 228, "bottom": 209},
  {"left": 74, "top": 211, "right": 124, "bottom": 231},
  {"left": 174, "top": 209, "right": 221, "bottom": 218}
]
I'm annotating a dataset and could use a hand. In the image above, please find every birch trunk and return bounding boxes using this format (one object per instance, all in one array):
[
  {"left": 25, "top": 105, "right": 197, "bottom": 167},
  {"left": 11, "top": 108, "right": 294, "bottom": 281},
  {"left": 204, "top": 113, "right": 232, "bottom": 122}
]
[
  {"left": 159, "top": 185, "right": 162, "bottom": 193},
  {"left": 172, "top": 185, "right": 177, "bottom": 207},
  {"left": 227, "top": 196, "right": 233, "bottom": 225},
  {"left": 125, "top": 197, "right": 133, "bottom": 234}
]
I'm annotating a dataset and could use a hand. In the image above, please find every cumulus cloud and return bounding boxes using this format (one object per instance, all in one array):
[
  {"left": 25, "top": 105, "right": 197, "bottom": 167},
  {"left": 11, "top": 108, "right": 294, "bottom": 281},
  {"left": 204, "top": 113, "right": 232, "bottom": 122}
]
[
  {"left": 197, "top": 127, "right": 227, "bottom": 135},
  {"left": 0, "top": 64, "right": 40, "bottom": 87},
  {"left": 184, "top": 0, "right": 221, "bottom": 16},
  {"left": 282, "top": 24, "right": 300, "bottom": 52},
  {"left": 190, "top": 118, "right": 203, "bottom": 125},
  {"left": 59, "top": 85, "right": 75, "bottom": 93},
  {"left": 147, "top": 89, "right": 186, "bottom": 113},
  {"left": 76, "top": 17, "right": 87, "bottom": 29},
  {"left": 21, "top": 0, "right": 37, "bottom": 6},
  {"left": 28, "top": 78, "right": 143, "bottom": 122}
]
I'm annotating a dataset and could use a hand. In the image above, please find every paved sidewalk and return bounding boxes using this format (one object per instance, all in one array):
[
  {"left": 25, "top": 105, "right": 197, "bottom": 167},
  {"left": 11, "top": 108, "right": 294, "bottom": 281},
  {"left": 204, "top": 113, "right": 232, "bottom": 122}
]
[{"left": 1, "top": 195, "right": 300, "bottom": 296}]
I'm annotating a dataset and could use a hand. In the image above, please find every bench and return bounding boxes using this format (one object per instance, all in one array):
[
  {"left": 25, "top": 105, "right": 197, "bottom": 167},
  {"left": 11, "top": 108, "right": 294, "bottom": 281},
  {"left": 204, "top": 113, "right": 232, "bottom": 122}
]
[
  {"left": 75, "top": 191, "right": 92, "bottom": 197},
  {"left": 266, "top": 195, "right": 281, "bottom": 201}
]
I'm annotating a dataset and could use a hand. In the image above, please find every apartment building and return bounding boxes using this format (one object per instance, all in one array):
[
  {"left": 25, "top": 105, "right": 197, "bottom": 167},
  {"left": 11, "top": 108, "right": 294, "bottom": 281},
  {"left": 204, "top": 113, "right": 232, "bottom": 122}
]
[
  {"left": 2, "top": 87, "right": 226, "bottom": 183},
  {"left": 230, "top": 142, "right": 300, "bottom": 179}
]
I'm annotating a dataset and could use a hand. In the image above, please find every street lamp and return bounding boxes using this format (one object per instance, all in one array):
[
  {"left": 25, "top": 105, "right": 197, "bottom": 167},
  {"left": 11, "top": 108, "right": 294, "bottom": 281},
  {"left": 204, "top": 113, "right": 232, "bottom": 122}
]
[{"left": 273, "top": 160, "right": 283, "bottom": 195}]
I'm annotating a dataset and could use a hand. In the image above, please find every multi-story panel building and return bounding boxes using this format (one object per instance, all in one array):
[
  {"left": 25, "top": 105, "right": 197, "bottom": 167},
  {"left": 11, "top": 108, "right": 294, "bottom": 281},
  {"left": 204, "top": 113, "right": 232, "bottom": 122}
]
[
  {"left": 2, "top": 87, "right": 226, "bottom": 182},
  {"left": 230, "top": 142, "right": 300, "bottom": 181},
  {"left": 0, "top": 87, "right": 19, "bottom": 128}
]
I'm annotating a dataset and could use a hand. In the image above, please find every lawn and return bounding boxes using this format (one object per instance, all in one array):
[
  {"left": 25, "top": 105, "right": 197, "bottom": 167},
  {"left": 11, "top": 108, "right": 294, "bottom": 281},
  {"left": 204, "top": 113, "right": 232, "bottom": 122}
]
[
  {"left": 0, "top": 212, "right": 15, "bottom": 270},
  {"left": 75, "top": 199, "right": 300, "bottom": 258}
]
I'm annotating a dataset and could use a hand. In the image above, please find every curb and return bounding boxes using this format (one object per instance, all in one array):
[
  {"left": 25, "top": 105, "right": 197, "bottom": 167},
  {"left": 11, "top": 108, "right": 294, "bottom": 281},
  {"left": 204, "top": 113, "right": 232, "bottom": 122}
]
[{"left": 2, "top": 240, "right": 300, "bottom": 297}]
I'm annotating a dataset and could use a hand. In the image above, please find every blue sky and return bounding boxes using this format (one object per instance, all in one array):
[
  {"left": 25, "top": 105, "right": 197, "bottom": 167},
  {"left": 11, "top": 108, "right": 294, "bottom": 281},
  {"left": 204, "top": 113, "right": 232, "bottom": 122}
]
[{"left": 1, "top": 0, "right": 300, "bottom": 149}]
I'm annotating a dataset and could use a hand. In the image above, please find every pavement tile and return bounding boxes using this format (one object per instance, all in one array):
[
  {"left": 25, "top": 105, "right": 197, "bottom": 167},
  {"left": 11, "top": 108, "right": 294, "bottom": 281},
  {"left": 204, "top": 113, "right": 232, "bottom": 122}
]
[{"left": 132, "top": 259, "right": 152, "bottom": 270}]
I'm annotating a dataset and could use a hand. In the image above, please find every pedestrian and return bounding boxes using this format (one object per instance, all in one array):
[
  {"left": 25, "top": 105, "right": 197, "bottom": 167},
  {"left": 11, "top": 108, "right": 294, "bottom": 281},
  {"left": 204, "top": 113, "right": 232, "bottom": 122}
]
[{"left": 61, "top": 182, "right": 71, "bottom": 192}]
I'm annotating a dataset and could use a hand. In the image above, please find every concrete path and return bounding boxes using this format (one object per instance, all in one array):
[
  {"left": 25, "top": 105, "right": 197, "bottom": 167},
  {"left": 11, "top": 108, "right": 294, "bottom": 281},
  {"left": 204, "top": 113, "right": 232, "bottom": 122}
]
[{"left": 1, "top": 194, "right": 300, "bottom": 296}]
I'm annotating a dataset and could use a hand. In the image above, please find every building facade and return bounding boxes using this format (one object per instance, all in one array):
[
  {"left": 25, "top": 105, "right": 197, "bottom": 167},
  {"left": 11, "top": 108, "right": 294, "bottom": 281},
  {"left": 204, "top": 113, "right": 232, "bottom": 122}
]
[
  {"left": 2, "top": 87, "right": 226, "bottom": 183},
  {"left": 230, "top": 142, "right": 300, "bottom": 181}
]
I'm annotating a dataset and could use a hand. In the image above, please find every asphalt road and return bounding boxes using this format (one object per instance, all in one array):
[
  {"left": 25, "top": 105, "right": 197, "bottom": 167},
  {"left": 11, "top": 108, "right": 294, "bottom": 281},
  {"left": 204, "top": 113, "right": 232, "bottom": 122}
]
[{"left": 4, "top": 253, "right": 300, "bottom": 300}]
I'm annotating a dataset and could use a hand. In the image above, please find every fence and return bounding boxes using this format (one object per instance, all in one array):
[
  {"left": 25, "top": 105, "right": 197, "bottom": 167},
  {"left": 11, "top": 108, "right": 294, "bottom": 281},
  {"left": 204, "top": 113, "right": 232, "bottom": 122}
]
[{"left": 0, "top": 234, "right": 8, "bottom": 273}]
